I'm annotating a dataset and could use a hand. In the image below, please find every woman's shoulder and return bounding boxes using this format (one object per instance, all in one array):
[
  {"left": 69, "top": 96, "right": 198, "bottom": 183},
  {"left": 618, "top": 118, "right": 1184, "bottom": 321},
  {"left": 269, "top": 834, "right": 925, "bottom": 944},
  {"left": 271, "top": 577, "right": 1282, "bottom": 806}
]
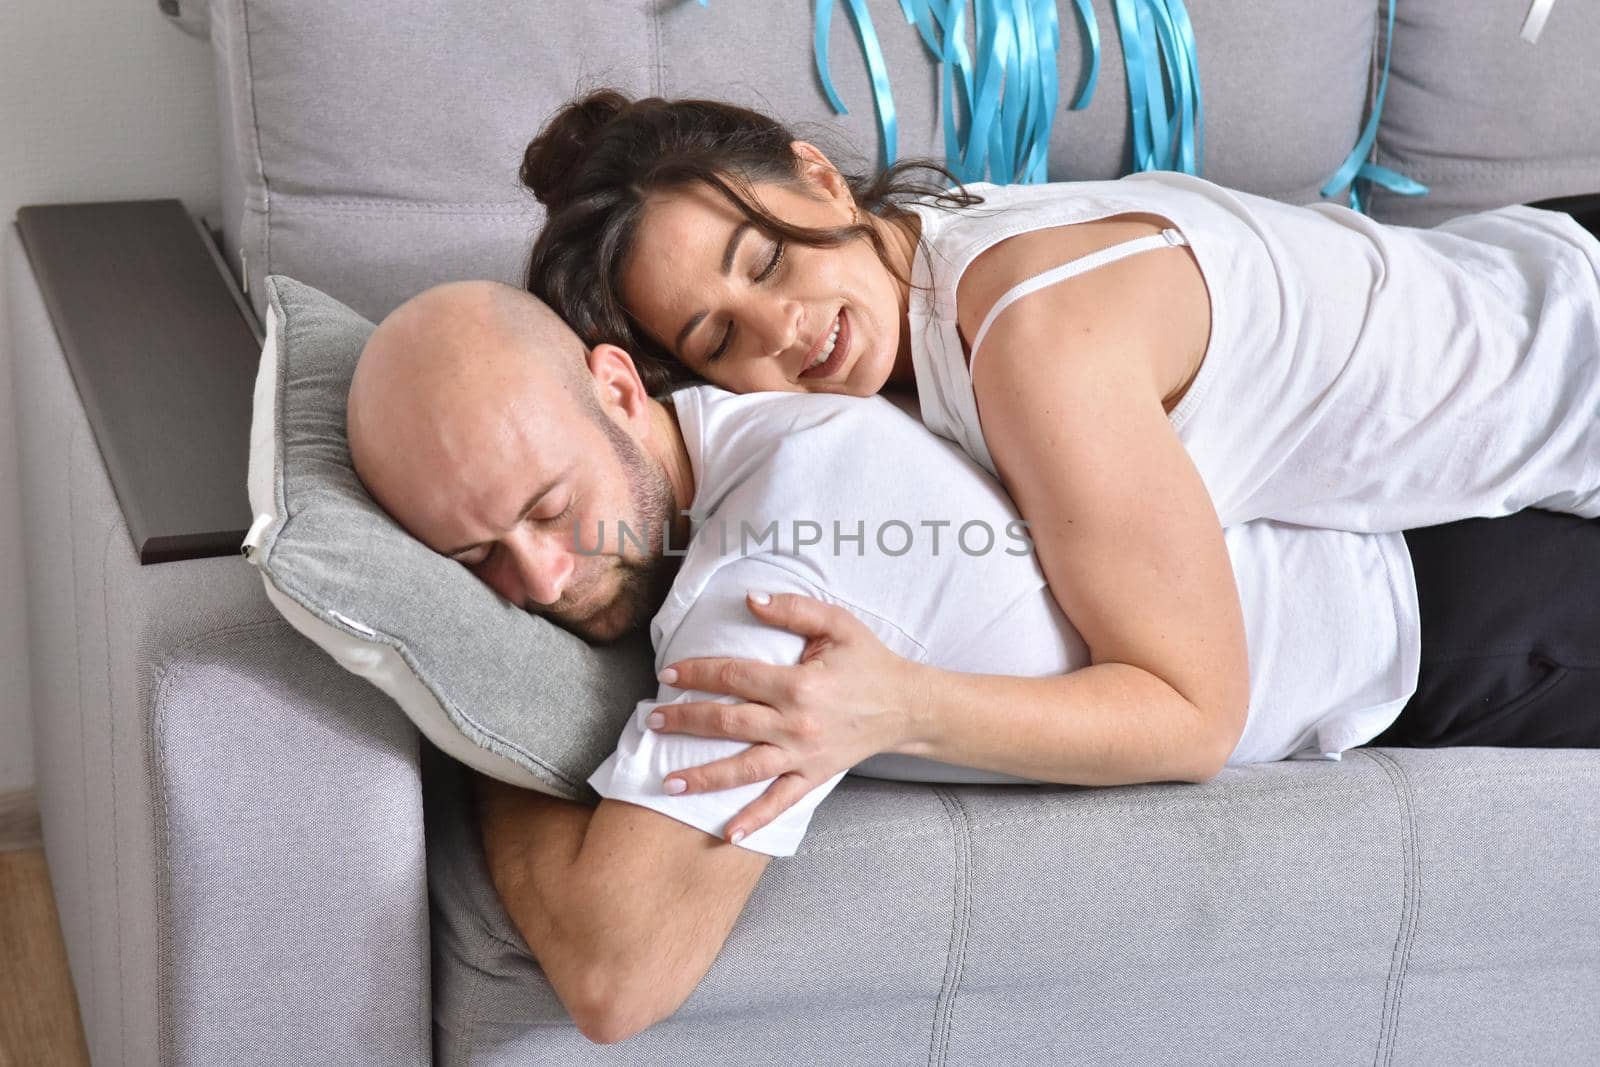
[
  {"left": 951, "top": 209, "right": 1212, "bottom": 415},
  {"left": 954, "top": 213, "right": 1175, "bottom": 340}
]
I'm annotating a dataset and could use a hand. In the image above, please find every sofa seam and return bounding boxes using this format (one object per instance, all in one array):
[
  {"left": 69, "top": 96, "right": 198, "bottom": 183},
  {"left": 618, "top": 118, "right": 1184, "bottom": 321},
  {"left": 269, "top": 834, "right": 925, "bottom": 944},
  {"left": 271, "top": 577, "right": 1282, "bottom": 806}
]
[
  {"left": 419, "top": 780, "right": 431, "bottom": 1065},
  {"left": 1362, "top": 0, "right": 1386, "bottom": 212},
  {"left": 798, "top": 827, "right": 950, "bottom": 854},
  {"left": 1356, "top": 748, "right": 1421, "bottom": 1067},
  {"left": 1379, "top": 156, "right": 1600, "bottom": 179},
  {"left": 67, "top": 419, "right": 97, "bottom": 1056},
  {"left": 927, "top": 788, "right": 971, "bottom": 1067},
  {"left": 262, "top": 202, "right": 535, "bottom": 219},
  {"left": 651, "top": 0, "right": 665, "bottom": 97},
  {"left": 97, "top": 514, "right": 127, "bottom": 1066},
  {"left": 240, "top": 0, "right": 271, "bottom": 283},
  {"left": 264, "top": 195, "right": 528, "bottom": 210},
  {"left": 150, "top": 626, "right": 179, "bottom": 1067}
]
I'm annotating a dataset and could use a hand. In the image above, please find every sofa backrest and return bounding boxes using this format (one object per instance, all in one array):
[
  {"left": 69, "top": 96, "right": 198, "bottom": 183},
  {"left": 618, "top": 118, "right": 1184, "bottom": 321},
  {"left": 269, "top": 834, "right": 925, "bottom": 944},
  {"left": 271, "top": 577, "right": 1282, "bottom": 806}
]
[{"left": 196, "top": 0, "right": 1600, "bottom": 323}]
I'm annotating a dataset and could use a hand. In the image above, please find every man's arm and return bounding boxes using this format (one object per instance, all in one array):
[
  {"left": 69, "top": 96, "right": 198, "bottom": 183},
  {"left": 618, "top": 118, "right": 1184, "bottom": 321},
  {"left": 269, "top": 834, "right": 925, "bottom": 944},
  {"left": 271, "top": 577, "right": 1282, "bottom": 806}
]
[
  {"left": 474, "top": 560, "right": 854, "bottom": 1044},
  {"left": 475, "top": 776, "right": 770, "bottom": 1045}
]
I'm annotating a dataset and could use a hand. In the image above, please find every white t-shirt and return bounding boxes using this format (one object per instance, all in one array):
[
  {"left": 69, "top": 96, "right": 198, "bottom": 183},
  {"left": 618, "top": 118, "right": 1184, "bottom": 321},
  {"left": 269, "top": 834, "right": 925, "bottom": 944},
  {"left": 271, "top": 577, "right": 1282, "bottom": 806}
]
[{"left": 587, "top": 386, "right": 1419, "bottom": 856}]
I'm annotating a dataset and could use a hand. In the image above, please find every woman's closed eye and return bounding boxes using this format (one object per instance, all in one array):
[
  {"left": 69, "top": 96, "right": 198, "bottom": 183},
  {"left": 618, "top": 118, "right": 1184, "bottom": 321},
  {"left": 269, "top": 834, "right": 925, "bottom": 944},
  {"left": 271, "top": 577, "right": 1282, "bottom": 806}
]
[{"left": 706, "top": 238, "right": 786, "bottom": 364}]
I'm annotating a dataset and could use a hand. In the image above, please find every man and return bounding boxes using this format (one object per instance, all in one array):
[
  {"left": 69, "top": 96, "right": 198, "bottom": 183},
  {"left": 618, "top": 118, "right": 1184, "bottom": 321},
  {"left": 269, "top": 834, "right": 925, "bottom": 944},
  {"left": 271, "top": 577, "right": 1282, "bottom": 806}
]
[{"left": 347, "top": 280, "right": 1599, "bottom": 1044}]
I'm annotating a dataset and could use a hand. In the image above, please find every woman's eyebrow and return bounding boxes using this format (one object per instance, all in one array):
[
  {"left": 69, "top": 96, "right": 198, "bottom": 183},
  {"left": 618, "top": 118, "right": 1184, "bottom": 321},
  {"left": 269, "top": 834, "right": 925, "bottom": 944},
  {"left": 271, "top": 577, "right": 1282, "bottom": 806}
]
[{"left": 673, "top": 221, "right": 755, "bottom": 354}]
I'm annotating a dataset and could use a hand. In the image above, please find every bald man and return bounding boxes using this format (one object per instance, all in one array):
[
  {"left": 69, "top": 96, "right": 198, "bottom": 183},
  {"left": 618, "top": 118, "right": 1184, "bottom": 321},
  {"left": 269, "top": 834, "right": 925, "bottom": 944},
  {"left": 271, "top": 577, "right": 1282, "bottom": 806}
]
[
  {"left": 349, "top": 280, "right": 688, "bottom": 643},
  {"left": 350, "top": 282, "right": 764, "bottom": 1044},
  {"left": 346, "top": 280, "right": 1600, "bottom": 1046}
]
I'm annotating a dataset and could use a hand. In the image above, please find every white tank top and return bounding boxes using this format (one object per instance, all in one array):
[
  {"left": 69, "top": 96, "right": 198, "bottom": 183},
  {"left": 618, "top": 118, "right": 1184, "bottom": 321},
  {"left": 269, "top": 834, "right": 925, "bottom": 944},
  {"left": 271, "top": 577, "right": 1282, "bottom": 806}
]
[
  {"left": 903, "top": 172, "right": 1600, "bottom": 529},
  {"left": 894, "top": 175, "right": 1421, "bottom": 760}
]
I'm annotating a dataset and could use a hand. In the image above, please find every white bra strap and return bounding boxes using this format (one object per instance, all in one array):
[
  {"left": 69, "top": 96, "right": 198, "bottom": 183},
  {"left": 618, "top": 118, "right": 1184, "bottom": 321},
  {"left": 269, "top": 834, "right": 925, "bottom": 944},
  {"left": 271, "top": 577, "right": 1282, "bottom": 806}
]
[{"left": 968, "top": 227, "right": 1189, "bottom": 371}]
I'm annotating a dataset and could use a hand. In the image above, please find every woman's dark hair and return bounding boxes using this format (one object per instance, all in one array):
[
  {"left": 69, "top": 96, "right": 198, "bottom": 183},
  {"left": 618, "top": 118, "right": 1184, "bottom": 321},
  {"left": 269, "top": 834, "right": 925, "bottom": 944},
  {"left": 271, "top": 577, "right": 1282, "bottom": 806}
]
[{"left": 522, "top": 89, "right": 984, "bottom": 394}]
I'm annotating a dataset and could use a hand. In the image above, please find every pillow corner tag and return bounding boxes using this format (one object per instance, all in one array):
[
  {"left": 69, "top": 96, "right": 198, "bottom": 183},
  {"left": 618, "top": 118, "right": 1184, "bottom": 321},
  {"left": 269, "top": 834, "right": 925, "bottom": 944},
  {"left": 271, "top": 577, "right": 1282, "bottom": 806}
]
[{"left": 240, "top": 513, "right": 275, "bottom": 563}]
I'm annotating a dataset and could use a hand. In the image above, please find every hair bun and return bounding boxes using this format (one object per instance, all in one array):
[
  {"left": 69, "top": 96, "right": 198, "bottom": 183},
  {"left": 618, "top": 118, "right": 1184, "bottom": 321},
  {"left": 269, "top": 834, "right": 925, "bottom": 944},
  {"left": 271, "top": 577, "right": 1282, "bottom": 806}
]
[{"left": 521, "top": 89, "right": 632, "bottom": 209}]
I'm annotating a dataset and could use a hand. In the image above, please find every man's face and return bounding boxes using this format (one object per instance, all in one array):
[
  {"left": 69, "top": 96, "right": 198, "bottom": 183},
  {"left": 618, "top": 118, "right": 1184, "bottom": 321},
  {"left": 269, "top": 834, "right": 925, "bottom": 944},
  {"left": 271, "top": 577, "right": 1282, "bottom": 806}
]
[{"left": 393, "top": 382, "right": 679, "bottom": 643}]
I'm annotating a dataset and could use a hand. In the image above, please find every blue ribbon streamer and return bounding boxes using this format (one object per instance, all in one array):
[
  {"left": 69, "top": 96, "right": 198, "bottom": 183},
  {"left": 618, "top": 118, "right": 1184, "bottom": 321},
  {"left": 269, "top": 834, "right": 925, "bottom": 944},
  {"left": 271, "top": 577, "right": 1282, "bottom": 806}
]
[
  {"left": 1113, "top": 0, "right": 1203, "bottom": 176},
  {"left": 811, "top": 1, "right": 900, "bottom": 170},
  {"left": 937, "top": 2, "right": 978, "bottom": 180},
  {"left": 1320, "top": 0, "right": 1429, "bottom": 212},
  {"left": 902, "top": 0, "right": 1076, "bottom": 184},
  {"left": 1023, "top": 0, "right": 1061, "bottom": 181},
  {"left": 699, "top": 1, "right": 1198, "bottom": 191}
]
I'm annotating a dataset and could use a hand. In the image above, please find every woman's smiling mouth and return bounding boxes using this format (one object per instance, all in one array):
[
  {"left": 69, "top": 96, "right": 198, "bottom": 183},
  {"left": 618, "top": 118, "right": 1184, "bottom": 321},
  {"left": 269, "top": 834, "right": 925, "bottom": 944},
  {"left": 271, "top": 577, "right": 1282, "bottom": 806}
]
[{"left": 800, "top": 308, "right": 850, "bottom": 380}]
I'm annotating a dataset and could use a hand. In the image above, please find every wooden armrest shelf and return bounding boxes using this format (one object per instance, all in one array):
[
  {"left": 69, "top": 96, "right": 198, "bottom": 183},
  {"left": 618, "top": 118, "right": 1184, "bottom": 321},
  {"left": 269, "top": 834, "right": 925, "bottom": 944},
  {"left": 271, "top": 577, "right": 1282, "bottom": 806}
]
[{"left": 15, "top": 199, "right": 262, "bottom": 564}]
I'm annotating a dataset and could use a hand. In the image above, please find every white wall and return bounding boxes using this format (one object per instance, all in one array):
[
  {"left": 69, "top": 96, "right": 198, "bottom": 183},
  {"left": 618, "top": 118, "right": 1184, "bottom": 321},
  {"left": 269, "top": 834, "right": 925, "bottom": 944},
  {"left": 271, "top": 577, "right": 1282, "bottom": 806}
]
[{"left": 0, "top": 1, "right": 220, "bottom": 794}]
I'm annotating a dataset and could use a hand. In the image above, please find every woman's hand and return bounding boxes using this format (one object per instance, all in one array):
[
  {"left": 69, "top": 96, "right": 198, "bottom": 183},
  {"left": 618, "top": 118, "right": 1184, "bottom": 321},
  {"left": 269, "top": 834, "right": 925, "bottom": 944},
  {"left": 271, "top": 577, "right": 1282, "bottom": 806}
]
[{"left": 650, "top": 591, "right": 928, "bottom": 844}]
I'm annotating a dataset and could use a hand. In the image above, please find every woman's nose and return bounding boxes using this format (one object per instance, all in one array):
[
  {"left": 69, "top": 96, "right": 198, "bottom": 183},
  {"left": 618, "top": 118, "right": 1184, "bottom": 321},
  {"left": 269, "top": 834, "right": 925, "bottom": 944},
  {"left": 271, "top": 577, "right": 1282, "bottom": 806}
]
[{"left": 748, "top": 297, "right": 804, "bottom": 360}]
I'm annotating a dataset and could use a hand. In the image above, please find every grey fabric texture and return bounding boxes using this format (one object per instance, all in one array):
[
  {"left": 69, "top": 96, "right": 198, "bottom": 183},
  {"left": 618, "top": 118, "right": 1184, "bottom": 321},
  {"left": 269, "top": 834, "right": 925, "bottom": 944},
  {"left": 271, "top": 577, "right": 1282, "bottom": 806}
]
[
  {"left": 1369, "top": 0, "right": 1600, "bottom": 227},
  {"left": 254, "top": 275, "right": 656, "bottom": 799},
  {"left": 428, "top": 744, "right": 1600, "bottom": 1063},
  {"left": 7, "top": 227, "right": 431, "bottom": 1066},
  {"left": 206, "top": 0, "right": 1376, "bottom": 323},
  {"left": 154, "top": 622, "right": 430, "bottom": 1064}
]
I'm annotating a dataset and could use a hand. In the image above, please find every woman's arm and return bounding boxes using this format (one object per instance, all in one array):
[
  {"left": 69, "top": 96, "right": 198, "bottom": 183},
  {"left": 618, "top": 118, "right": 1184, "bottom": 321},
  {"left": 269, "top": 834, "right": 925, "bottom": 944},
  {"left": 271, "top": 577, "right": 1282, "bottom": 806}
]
[
  {"left": 650, "top": 584, "right": 1234, "bottom": 835},
  {"left": 894, "top": 661, "right": 1233, "bottom": 785},
  {"left": 959, "top": 226, "right": 1250, "bottom": 775}
]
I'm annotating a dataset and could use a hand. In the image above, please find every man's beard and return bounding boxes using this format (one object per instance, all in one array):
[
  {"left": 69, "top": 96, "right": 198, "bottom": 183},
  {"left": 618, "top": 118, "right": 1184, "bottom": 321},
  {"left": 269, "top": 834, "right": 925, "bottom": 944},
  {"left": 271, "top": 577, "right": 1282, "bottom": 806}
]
[{"left": 542, "top": 412, "right": 681, "bottom": 643}]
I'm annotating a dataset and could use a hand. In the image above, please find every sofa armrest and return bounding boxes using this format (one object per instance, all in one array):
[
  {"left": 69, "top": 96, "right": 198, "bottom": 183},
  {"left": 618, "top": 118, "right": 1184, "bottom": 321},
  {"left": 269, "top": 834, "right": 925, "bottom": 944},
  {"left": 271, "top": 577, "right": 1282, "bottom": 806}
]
[
  {"left": 14, "top": 200, "right": 260, "bottom": 563},
  {"left": 6, "top": 224, "right": 431, "bottom": 1065},
  {"left": 153, "top": 620, "right": 431, "bottom": 1064}
]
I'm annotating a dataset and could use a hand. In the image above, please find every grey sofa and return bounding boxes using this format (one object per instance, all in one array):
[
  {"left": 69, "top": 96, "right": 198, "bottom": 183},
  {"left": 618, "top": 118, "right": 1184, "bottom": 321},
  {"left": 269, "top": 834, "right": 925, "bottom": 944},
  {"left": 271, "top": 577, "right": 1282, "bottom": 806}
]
[{"left": 9, "top": 2, "right": 1600, "bottom": 1063}]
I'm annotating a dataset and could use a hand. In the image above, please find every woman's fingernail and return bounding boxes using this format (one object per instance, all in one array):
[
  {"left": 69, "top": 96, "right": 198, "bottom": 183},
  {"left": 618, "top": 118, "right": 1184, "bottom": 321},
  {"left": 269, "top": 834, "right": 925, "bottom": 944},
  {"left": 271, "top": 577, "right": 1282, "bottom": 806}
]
[
  {"left": 658, "top": 667, "right": 679, "bottom": 685},
  {"left": 730, "top": 829, "right": 746, "bottom": 844},
  {"left": 647, "top": 711, "right": 665, "bottom": 729},
  {"left": 663, "top": 778, "right": 687, "bottom": 795},
  {"left": 748, "top": 590, "right": 771, "bottom": 605}
]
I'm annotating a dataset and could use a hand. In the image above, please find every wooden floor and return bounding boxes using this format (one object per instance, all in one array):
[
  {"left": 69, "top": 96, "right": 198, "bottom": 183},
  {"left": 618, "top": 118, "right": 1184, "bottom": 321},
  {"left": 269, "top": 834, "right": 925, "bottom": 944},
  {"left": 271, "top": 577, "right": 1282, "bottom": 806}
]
[{"left": 0, "top": 791, "right": 90, "bottom": 1067}]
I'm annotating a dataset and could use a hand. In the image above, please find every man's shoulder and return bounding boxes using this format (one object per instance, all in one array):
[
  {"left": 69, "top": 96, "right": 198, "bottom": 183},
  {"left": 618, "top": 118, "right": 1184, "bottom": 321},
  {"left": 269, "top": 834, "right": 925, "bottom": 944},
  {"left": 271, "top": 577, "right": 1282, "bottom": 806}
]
[
  {"left": 677, "top": 382, "right": 898, "bottom": 433},
  {"left": 682, "top": 386, "right": 961, "bottom": 478}
]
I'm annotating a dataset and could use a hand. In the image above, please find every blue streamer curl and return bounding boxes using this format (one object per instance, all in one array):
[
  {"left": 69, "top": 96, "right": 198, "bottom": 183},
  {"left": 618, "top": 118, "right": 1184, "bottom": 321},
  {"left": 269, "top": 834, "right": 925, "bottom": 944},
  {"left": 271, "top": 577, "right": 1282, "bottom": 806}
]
[{"left": 1320, "top": 0, "right": 1428, "bottom": 213}]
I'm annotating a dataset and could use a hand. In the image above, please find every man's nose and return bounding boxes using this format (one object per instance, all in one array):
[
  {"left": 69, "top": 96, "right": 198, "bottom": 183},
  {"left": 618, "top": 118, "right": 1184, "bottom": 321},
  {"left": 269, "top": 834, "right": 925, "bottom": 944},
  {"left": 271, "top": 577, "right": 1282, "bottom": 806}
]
[{"left": 507, "top": 528, "right": 574, "bottom": 607}]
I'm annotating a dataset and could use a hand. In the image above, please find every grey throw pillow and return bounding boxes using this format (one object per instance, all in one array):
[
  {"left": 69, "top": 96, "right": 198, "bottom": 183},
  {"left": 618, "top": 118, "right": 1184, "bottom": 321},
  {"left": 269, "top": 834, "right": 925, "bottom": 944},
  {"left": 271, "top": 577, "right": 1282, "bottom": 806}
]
[{"left": 242, "top": 275, "right": 656, "bottom": 800}]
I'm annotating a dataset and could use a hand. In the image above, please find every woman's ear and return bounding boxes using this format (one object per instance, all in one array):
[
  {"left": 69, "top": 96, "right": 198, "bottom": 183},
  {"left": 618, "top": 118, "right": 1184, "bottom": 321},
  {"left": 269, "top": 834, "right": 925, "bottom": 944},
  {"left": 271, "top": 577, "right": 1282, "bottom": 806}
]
[
  {"left": 790, "top": 140, "right": 851, "bottom": 205},
  {"left": 586, "top": 342, "right": 653, "bottom": 430}
]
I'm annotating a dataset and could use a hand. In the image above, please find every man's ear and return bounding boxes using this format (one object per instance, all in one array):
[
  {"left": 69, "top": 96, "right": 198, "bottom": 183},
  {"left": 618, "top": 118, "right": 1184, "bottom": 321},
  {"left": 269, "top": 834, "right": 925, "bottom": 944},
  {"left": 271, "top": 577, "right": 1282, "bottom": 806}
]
[
  {"left": 585, "top": 342, "right": 652, "bottom": 430},
  {"left": 790, "top": 140, "right": 851, "bottom": 205}
]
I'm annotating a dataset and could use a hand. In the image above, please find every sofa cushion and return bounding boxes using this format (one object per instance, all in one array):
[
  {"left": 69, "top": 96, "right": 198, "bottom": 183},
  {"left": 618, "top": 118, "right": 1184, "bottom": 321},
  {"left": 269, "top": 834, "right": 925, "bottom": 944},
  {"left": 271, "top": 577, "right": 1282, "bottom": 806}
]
[
  {"left": 427, "top": 742, "right": 1600, "bottom": 1060},
  {"left": 206, "top": 0, "right": 1378, "bottom": 323},
  {"left": 242, "top": 274, "right": 656, "bottom": 799},
  {"left": 1368, "top": 0, "right": 1600, "bottom": 226}
]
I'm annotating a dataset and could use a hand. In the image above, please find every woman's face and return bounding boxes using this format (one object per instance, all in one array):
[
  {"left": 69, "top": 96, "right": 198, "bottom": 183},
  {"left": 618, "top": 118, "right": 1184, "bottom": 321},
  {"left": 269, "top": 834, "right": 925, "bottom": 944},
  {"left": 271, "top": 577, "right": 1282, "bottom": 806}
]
[{"left": 619, "top": 168, "right": 914, "bottom": 397}]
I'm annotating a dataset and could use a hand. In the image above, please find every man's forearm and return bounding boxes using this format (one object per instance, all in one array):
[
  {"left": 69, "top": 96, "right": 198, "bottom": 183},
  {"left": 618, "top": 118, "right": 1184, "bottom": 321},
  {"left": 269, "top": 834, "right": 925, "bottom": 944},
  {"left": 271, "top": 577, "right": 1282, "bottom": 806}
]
[
  {"left": 894, "top": 661, "right": 1235, "bottom": 785},
  {"left": 473, "top": 779, "right": 611, "bottom": 1023},
  {"left": 473, "top": 777, "right": 771, "bottom": 1044}
]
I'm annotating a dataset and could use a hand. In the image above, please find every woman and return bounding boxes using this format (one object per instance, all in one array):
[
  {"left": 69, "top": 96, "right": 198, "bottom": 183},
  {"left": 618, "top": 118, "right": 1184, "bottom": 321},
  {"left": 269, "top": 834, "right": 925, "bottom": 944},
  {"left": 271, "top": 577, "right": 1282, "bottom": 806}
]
[{"left": 523, "top": 90, "right": 1600, "bottom": 840}]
